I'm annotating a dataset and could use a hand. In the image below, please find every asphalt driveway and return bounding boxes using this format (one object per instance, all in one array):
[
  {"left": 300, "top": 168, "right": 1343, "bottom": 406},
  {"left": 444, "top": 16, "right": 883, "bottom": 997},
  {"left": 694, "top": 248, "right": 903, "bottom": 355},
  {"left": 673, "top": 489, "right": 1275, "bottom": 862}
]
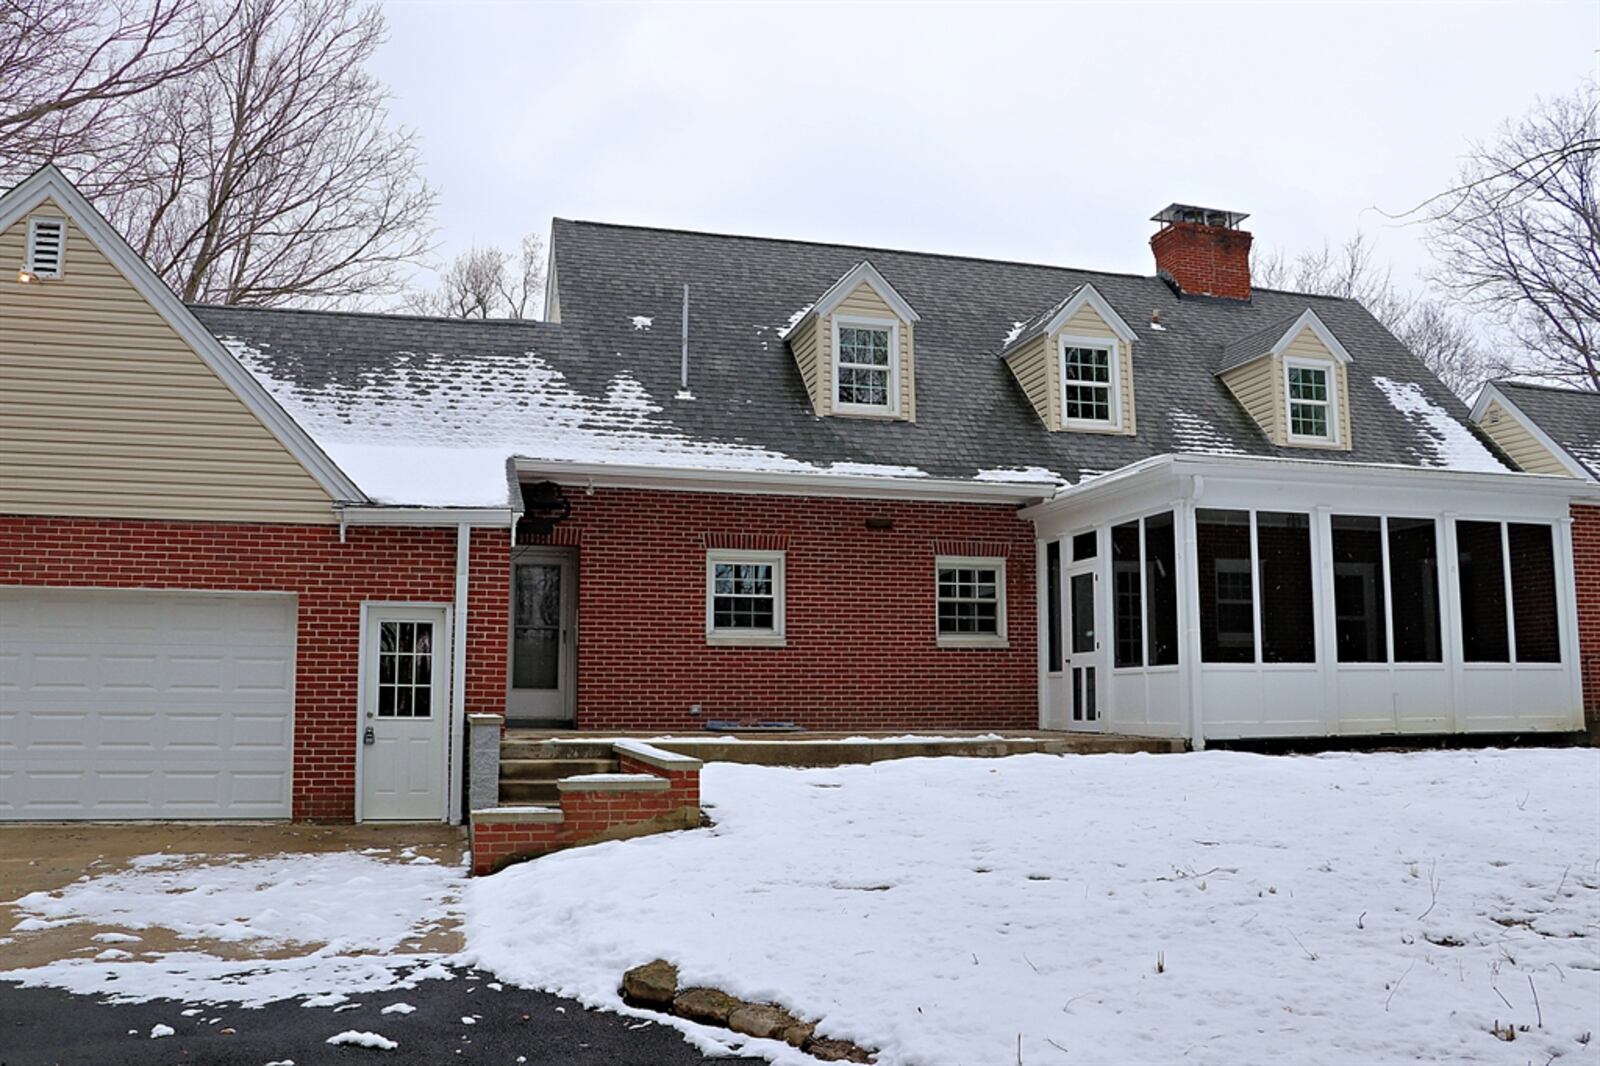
[{"left": 0, "top": 965, "right": 749, "bottom": 1065}]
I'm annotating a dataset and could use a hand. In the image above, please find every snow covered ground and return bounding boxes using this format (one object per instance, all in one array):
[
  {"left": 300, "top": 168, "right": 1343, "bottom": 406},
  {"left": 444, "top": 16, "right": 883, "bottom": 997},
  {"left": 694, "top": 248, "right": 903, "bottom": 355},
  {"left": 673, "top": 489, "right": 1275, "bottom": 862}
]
[
  {"left": 2, "top": 849, "right": 464, "bottom": 1007},
  {"left": 467, "top": 750, "right": 1600, "bottom": 1065},
  {"left": 4, "top": 750, "right": 1596, "bottom": 1065}
]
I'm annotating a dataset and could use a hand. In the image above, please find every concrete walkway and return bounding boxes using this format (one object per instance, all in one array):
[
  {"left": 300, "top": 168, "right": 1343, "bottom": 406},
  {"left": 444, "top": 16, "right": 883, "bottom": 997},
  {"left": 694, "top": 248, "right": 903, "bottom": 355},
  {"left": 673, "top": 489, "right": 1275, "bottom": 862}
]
[{"left": 0, "top": 822, "right": 465, "bottom": 970}]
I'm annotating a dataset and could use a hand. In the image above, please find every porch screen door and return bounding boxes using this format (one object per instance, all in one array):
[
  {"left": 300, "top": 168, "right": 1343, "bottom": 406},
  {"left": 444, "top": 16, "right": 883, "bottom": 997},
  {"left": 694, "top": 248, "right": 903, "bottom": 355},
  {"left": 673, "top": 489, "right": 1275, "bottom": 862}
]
[{"left": 1067, "top": 569, "right": 1102, "bottom": 730}]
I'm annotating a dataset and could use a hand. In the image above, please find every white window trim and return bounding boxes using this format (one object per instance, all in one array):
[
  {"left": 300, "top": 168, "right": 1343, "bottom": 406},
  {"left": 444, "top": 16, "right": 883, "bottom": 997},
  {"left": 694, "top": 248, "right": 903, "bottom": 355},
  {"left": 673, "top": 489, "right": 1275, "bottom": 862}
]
[
  {"left": 1284, "top": 357, "right": 1339, "bottom": 445},
  {"left": 705, "top": 549, "right": 787, "bottom": 647},
  {"left": 1057, "top": 334, "right": 1122, "bottom": 431},
  {"left": 831, "top": 314, "right": 901, "bottom": 416},
  {"left": 24, "top": 215, "right": 65, "bottom": 278},
  {"left": 935, "top": 555, "right": 1009, "bottom": 648}
]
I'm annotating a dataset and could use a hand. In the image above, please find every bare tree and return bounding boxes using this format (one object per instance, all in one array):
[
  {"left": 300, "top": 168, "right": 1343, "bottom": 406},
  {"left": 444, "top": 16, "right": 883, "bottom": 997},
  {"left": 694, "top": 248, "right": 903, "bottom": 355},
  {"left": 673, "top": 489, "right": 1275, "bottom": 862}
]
[
  {"left": 1423, "top": 86, "right": 1599, "bottom": 391},
  {"left": 408, "top": 232, "right": 545, "bottom": 319},
  {"left": 1252, "top": 232, "right": 1499, "bottom": 397},
  {"left": 2, "top": 0, "right": 433, "bottom": 307},
  {"left": 0, "top": 0, "right": 243, "bottom": 194}
]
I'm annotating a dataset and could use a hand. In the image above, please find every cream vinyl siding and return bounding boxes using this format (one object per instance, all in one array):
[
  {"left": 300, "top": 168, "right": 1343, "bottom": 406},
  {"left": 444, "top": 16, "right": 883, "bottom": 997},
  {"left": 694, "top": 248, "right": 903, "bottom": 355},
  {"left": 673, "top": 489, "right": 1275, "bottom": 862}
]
[
  {"left": 1221, "top": 325, "right": 1351, "bottom": 450},
  {"left": 1004, "top": 334, "right": 1053, "bottom": 427},
  {"left": 817, "top": 281, "right": 915, "bottom": 420},
  {"left": 1221, "top": 358, "right": 1280, "bottom": 442},
  {"left": 0, "top": 201, "right": 336, "bottom": 523},
  {"left": 1478, "top": 400, "right": 1572, "bottom": 476},
  {"left": 789, "top": 315, "right": 824, "bottom": 415}
]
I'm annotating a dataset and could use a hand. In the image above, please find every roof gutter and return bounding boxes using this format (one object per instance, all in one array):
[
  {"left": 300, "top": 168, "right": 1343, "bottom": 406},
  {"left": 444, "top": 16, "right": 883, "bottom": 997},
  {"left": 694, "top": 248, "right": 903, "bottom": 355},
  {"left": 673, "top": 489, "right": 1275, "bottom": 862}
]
[
  {"left": 511, "top": 458, "right": 1057, "bottom": 505},
  {"left": 335, "top": 504, "right": 519, "bottom": 531},
  {"left": 1020, "top": 453, "right": 1596, "bottom": 520}
]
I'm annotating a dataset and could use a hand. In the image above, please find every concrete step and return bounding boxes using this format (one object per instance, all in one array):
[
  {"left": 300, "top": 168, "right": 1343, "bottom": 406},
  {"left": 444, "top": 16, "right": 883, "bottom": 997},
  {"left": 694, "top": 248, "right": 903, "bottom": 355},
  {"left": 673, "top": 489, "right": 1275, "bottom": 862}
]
[
  {"left": 499, "top": 757, "right": 618, "bottom": 782},
  {"left": 498, "top": 779, "right": 563, "bottom": 805},
  {"left": 500, "top": 738, "right": 618, "bottom": 761}
]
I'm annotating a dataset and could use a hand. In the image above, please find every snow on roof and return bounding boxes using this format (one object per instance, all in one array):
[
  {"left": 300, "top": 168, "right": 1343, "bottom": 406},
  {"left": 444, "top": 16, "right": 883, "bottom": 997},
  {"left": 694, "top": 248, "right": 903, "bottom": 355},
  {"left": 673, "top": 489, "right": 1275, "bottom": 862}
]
[
  {"left": 774, "top": 303, "right": 813, "bottom": 340},
  {"left": 1168, "top": 410, "right": 1247, "bottom": 455},
  {"left": 1371, "top": 377, "right": 1505, "bottom": 473},
  {"left": 975, "top": 466, "right": 1067, "bottom": 485},
  {"left": 629, "top": 315, "right": 653, "bottom": 331},
  {"left": 220, "top": 336, "right": 951, "bottom": 507}
]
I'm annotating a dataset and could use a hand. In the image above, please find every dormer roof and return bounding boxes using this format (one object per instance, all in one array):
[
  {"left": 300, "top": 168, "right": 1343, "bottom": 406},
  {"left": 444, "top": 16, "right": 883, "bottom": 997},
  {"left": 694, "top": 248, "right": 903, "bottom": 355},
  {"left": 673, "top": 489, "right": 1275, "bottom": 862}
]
[
  {"left": 1216, "top": 308, "right": 1352, "bottom": 375},
  {"left": 783, "top": 259, "right": 920, "bottom": 339},
  {"left": 998, "top": 283, "right": 1135, "bottom": 358}
]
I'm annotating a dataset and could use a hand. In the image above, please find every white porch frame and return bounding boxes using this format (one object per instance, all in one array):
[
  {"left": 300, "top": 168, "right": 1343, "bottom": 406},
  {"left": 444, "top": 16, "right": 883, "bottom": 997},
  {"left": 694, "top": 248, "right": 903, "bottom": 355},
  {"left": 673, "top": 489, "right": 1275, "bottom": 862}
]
[{"left": 1024, "top": 455, "right": 1588, "bottom": 747}]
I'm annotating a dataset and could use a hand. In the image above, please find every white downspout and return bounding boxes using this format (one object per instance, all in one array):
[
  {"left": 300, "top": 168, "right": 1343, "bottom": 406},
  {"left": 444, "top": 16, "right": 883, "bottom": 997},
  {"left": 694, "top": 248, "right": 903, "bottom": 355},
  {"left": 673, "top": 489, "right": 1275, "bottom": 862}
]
[{"left": 448, "top": 522, "right": 471, "bottom": 824}]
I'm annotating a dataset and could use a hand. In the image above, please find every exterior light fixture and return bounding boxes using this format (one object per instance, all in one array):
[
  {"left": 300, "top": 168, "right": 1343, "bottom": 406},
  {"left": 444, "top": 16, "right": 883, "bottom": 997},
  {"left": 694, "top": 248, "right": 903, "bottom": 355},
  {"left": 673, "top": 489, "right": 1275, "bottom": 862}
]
[{"left": 17, "top": 269, "right": 35, "bottom": 284}]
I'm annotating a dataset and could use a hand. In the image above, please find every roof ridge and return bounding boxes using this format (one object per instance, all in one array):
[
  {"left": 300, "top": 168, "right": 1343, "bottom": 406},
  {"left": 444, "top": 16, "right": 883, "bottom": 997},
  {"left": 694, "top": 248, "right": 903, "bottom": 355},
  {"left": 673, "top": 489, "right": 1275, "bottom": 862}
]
[
  {"left": 188, "top": 302, "right": 558, "bottom": 329},
  {"left": 1496, "top": 379, "right": 1600, "bottom": 397},
  {"left": 555, "top": 217, "right": 1172, "bottom": 287}
]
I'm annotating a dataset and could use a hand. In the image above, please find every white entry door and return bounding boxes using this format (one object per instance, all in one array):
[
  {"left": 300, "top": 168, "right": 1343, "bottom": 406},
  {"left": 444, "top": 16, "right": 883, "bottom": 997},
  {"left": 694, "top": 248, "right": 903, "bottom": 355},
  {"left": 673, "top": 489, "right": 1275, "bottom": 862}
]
[
  {"left": 507, "top": 548, "right": 576, "bottom": 724},
  {"left": 360, "top": 606, "right": 451, "bottom": 821}
]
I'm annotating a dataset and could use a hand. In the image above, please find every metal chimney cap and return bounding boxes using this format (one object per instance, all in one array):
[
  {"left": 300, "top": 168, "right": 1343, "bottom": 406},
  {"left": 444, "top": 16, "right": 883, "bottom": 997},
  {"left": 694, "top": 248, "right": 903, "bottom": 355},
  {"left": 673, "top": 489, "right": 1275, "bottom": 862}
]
[{"left": 1152, "top": 204, "right": 1250, "bottom": 229}]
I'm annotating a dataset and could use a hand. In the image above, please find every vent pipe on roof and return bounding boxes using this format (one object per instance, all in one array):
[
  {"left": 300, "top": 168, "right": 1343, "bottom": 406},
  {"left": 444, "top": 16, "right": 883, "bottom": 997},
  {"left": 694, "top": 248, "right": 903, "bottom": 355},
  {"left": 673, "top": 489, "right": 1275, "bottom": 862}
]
[{"left": 677, "top": 283, "right": 694, "bottom": 400}]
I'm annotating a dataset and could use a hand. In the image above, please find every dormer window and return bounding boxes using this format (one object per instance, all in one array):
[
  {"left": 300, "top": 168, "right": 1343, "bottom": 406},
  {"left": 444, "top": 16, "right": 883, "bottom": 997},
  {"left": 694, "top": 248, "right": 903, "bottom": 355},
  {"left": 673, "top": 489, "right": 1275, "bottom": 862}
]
[
  {"left": 834, "top": 317, "right": 898, "bottom": 412},
  {"left": 1286, "top": 361, "right": 1333, "bottom": 441},
  {"left": 1061, "top": 340, "right": 1119, "bottom": 427},
  {"left": 1002, "top": 284, "right": 1137, "bottom": 436},
  {"left": 1216, "top": 308, "right": 1352, "bottom": 451},
  {"left": 781, "top": 260, "right": 919, "bottom": 421}
]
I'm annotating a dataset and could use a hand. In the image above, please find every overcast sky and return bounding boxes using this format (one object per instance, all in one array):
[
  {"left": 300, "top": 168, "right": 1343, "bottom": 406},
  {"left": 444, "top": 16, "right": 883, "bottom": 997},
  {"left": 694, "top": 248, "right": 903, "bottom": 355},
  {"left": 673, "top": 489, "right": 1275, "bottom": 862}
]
[{"left": 372, "top": 1, "right": 1597, "bottom": 304}]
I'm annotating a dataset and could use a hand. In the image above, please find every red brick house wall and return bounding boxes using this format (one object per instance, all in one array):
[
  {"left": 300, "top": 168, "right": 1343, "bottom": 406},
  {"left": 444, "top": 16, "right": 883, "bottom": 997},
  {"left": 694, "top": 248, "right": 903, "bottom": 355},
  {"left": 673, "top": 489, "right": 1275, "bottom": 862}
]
[
  {"left": 1574, "top": 504, "right": 1600, "bottom": 738},
  {"left": 524, "top": 488, "right": 1038, "bottom": 732},
  {"left": 0, "top": 516, "right": 510, "bottom": 821}
]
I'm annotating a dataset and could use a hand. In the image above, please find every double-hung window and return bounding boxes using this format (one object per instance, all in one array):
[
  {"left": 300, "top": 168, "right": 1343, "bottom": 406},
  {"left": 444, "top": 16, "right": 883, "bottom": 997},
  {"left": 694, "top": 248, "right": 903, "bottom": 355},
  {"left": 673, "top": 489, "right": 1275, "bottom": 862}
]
[
  {"left": 706, "top": 550, "right": 786, "bottom": 646},
  {"left": 936, "top": 556, "right": 1007, "bottom": 647},
  {"left": 1285, "top": 361, "right": 1335, "bottom": 443},
  {"left": 1059, "top": 339, "right": 1119, "bottom": 427},
  {"left": 832, "top": 317, "right": 898, "bottom": 413}
]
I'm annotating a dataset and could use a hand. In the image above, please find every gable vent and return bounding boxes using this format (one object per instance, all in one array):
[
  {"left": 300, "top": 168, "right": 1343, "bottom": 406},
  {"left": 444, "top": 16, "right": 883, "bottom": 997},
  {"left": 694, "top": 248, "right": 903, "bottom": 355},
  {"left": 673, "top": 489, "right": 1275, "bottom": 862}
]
[{"left": 25, "top": 216, "right": 65, "bottom": 278}]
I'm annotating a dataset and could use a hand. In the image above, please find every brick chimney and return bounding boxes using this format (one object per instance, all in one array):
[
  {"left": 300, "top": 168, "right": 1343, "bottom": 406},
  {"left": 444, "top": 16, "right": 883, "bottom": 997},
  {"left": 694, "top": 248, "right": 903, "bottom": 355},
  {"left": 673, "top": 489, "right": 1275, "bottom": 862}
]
[{"left": 1150, "top": 204, "right": 1252, "bottom": 301}]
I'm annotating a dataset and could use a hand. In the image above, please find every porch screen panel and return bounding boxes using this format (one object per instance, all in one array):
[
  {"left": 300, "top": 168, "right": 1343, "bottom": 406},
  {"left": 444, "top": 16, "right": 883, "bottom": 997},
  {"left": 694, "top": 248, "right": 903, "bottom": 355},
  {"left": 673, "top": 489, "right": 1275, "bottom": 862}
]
[
  {"left": 1258, "top": 512, "right": 1315, "bottom": 663},
  {"left": 1197, "top": 508, "right": 1254, "bottom": 663},
  {"left": 1387, "top": 518, "right": 1442, "bottom": 662},
  {"left": 1331, "top": 515, "right": 1386, "bottom": 663},
  {"left": 1508, "top": 523, "right": 1560, "bottom": 662},
  {"left": 1112, "top": 521, "right": 1142, "bottom": 667},
  {"left": 1046, "top": 541, "right": 1063, "bottom": 673},
  {"left": 1144, "top": 512, "right": 1178, "bottom": 666},
  {"left": 1456, "top": 520, "right": 1509, "bottom": 662}
]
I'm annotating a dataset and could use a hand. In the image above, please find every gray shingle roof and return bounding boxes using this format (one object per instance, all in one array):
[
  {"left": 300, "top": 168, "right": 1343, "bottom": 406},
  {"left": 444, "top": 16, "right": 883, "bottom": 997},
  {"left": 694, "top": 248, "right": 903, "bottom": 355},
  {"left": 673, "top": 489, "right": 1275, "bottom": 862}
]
[
  {"left": 1215, "top": 310, "right": 1304, "bottom": 374},
  {"left": 189, "top": 220, "right": 1511, "bottom": 505},
  {"left": 541, "top": 219, "right": 1506, "bottom": 481},
  {"left": 1495, "top": 381, "right": 1600, "bottom": 479}
]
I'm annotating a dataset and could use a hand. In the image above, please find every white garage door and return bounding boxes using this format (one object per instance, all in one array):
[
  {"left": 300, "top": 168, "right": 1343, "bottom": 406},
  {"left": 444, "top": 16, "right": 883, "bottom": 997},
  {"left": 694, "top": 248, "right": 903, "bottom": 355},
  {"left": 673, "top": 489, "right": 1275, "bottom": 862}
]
[{"left": 0, "top": 587, "right": 296, "bottom": 820}]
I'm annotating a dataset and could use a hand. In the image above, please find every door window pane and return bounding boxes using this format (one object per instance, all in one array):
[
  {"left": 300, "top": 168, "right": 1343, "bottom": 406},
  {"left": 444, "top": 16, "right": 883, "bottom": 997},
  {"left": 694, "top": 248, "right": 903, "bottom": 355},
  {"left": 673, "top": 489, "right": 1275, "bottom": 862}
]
[
  {"left": 1046, "top": 541, "right": 1062, "bottom": 673},
  {"left": 1112, "top": 521, "right": 1142, "bottom": 668},
  {"left": 1070, "top": 572, "right": 1095, "bottom": 654},
  {"left": 1258, "top": 512, "right": 1315, "bottom": 663},
  {"left": 1198, "top": 509, "right": 1254, "bottom": 663},
  {"left": 1457, "top": 520, "right": 1509, "bottom": 662},
  {"left": 1332, "top": 515, "right": 1386, "bottom": 663},
  {"left": 1508, "top": 523, "right": 1560, "bottom": 663},
  {"left": 513, "top": 563, "right": 561, "bottom": 689},
  {"left": 1144, "top": 512, "right": 1179, "bottom": 667},
  {"left": 1388, "top": 518, "right": 1442, "bottom": 663},
  {"left": 376, "top": 619, "right": 434, "bottom": 718}
]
